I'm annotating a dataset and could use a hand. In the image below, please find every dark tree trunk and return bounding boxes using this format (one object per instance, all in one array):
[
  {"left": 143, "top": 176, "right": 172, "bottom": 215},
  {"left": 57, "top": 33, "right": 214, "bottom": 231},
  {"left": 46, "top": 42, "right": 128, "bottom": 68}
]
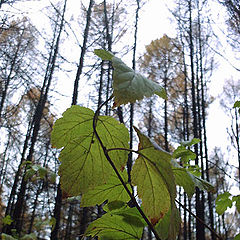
[
  {"left": 72, "top": 0, "right": 94, "bottom": 105},
  {"left": 127, "top": 0, "right": 140, "bottom": 186},
  {"left": 51, "top": 183, "right": 63, "bottom": 239},
  {"left": 188, "top": 0, "right": 205, "bottom": 239}
]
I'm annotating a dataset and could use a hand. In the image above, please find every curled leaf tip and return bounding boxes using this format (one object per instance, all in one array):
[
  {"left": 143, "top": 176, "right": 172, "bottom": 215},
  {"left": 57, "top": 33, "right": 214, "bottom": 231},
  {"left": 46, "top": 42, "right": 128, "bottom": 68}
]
[{"left": 94, "top": 49, "right": 114, "bottom": 60}]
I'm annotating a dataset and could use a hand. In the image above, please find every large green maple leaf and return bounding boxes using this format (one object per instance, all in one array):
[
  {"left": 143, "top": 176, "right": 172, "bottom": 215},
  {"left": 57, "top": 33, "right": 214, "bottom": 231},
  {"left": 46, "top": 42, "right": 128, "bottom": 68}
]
[
  {"left": 51, "top": 105, "right": 129, "bottom": 196},
  {"left": 94, "top": 49, "right": 166, "bottom": 107},
  {"left": 131, "top": 127, "right": 176, "bottom": 225}
]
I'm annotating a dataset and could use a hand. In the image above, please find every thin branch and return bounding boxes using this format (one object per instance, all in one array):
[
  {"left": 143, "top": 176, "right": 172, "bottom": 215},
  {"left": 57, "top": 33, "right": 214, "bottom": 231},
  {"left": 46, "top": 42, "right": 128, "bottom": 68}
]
[
  {"left": 175, "top": 199, "right": 224, "bottom": 240},
  {"left": 92, "top": 96, "right": 161, "bottom": 240}
]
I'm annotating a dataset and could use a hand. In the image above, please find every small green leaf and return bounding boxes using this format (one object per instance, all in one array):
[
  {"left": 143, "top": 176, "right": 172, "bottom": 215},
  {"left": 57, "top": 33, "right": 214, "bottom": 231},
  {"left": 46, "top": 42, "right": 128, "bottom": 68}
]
[
  {"left": 233, "top": 101, "right": 240, "bottom": 108},
  {"left": 38, "top": 166, "right": 48, "bottom": 179},
  {"left": 216, "top": 192, "right": 233, "bottom": 215},
  {"left": 171, "top": 160, "right": 195, "bottom": 198},
  {"left": 94, "top": 49, "right": 114, "bottom": 60},
  {"left": 181, "top": 138, "right": 200, "bottom": 147},
  {"left": 25, "top": 168, "right": 35, "bottom": 181},
  {"left": 192, "top": 176, "right": 215, "bottom": 193},
  {"left": 49, "top": 172, "right": 56, "bottom": 184},
  {"left": 171, "top": 160, "right": 214, "bottom": 196},
  {"left": 234, "top": 233, "right": 240, "bottom": 240},
  {"left": 49, "top": 217, "right": 56, "bottom": 231},
  {"left": 85, "top": 211, "right": 144, "bottom": 240},
  {"left": 2, "top": 215, "right": 13, "bottom": 225},
  {"left": 232, "top": 195, "right": 240, "bottom": 213},
  {"left": 173, "top": 146, "right": 196, "bottom": 163},
  {"left": 81, "top": 170, "right": 131, "bottom": 207}
]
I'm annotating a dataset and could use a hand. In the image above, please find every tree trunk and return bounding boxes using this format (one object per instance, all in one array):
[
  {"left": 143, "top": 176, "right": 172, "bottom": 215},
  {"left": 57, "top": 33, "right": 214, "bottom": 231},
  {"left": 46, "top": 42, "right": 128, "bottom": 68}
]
[{"left": 72, "top": 0, "right": 94, "bottom": 105}]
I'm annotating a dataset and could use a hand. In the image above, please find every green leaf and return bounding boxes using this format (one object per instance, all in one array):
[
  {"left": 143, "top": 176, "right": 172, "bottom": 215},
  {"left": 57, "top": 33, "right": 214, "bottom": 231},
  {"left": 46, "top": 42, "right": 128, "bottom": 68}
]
[
  {"left": 94, "top": 49, "right": 114, "bottom": 60},
  {"left": 181, "top": 138, "right": 200, "bottom": 147},
  {"left": 173, "top": 146, "right": 196, "bottom": 163},
  {"left": 193, "top": 176, "right": 215, "bottom": 193},
  {"left": 1, "top": 234, "right": 17, "bottom": 240},
  {"left": 216, "top": 192, "right": 233, "bottom": 215},
  {"left": 156, "top": 203, "right": 181, "bottom": 240},
  {"left": 51, "top": 106, "right": 129, "bottom": 196},
  {"left": 49, "top": 217, "right": 56, "bottom": 231},
  {"left": 233, "top": 101, "right": 240, "bottom": 108},
  {"left": 232, "top": 195, "right": 240, "bottom": 213},
  {"left": 81, "top": 170, "right": 131, "bottom": 207},
  {"left": 2, "top": 215, "right": 13, "bottom": 225},
  {"left": 49, "top": 172, "right": 56, "bottom": 184},
  {"left": 234, "top": 233, "right": 240, "bottom": 240},
  {"left": 171, "top": 160, "right": 214, "bottom": 196},
  {"left": 24, "top": 168, "right": 36, "bottom": 181},
  {"left": 94, "top": 49, "right": 166, "bottom": 107},
  {"left": 171, "top": 160, "right": 195, "bottom": 197},
  {"left": 131, "top": 127, "right": 175, "bottom": 225},
  {"left": 38, "top": 166, "right": 48, "bottom": 179},
  {"left": 85, "top": 211, "right": 144, "bottom": 240}
]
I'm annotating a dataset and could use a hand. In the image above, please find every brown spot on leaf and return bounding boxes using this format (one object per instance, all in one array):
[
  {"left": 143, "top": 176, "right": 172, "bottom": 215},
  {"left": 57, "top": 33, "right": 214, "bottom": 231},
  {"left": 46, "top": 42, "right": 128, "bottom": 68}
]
[
  {"left": 150, "top": 217, "right": 160, "bottom": 226},
  {"left": 62, "top": 190, "right": 72, "bottom": 199}
]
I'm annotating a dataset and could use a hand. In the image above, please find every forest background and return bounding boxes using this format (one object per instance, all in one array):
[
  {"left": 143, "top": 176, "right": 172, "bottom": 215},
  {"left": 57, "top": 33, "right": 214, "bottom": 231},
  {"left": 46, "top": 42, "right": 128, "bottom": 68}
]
[{"left": 0, "top": 0, "right": 240, "bottom": 239}]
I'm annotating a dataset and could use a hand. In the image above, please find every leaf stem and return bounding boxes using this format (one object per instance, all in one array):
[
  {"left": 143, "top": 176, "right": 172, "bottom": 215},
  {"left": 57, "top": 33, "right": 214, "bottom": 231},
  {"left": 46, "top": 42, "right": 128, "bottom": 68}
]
[{"left": 92, "top": 96, "right": 161, "bottom": 240}]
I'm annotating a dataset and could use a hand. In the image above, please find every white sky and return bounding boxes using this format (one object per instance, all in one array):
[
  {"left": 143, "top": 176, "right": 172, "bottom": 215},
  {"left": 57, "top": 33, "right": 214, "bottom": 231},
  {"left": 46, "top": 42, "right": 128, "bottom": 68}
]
[{"left": 3, "top": 0, "right": 240, "bottom": 180}]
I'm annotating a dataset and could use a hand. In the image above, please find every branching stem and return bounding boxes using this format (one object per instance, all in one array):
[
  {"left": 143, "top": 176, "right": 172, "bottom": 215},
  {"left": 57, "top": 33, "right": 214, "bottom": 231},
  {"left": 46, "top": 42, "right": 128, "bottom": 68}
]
[{"left": 92, "top": 96, "right": 161, "bottom": 240}]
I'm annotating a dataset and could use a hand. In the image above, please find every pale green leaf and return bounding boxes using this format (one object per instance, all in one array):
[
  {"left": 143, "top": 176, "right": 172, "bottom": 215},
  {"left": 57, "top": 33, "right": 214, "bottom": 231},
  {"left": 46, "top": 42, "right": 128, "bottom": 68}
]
[
  {"left": 81, "top": 170, "right": 131, "bottom": 207},
  {"left": 216, "top": 192, "right": 232, "bottom": 215},
  {"left": 171, "top": 160, "right": 195, "bottom": 198},
  {"left": 171, "top": 160, "right": 214, "bottom": 197},
  {"left": 193, "top": 176, "right": 215, "bottom": 193},
  {"left": 94, "top": 49, "right": 114, "bottom": 60},
  {"left": 2, "top": 215, "right": 13, "bottom": 225},
  {"left": 85, "top": 211, "right": 144, "bottom": 240},
  {"left": 94, "top": 49, "right": 166, "bottom": 107},
  {"left": 131, "top": 127, "right": 175, "bottom": 224},
  {"left": 233, "top": 195, "right": 240, "bottom": 213},
  {"left": 51, "top": 105, "right": 129, "bottom": 195},
  {"left": 181, "top": 138, "right": 200, "bottom": 147}
]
